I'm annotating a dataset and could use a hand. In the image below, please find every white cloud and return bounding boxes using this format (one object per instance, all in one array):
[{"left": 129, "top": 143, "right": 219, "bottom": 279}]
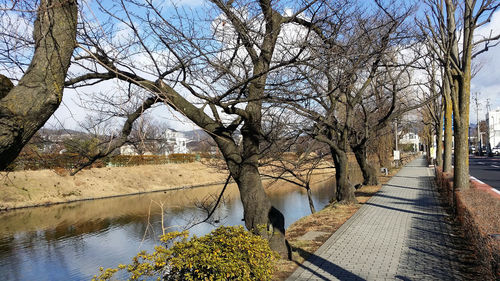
[{"left": 471, "top": 10, "right": 500, "bottom": 122}]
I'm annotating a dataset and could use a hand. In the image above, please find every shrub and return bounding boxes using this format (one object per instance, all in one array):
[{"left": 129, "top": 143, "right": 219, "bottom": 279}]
[
  {"left": 398, "top": 143, "right": 415, "bottom": 153},
  {"left": 10, "top": 152, "right": 88, "bottom": 170},
  {"left": 435, "top": 167, "right": 500, "bottom": 279},
  {"left": 92, "top": 226, "right": 278, "bottom": 281},
  {"left": 167, "top": 153, "right": 196, "bottom": 163},
  {"left": 109, "top": 154, "right": 196, "bottom": 167}
]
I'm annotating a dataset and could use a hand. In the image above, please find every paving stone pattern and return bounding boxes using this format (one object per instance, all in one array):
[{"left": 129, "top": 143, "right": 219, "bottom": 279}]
[{"left": 287, "top": 156, "right": 463, "bottom": 281}]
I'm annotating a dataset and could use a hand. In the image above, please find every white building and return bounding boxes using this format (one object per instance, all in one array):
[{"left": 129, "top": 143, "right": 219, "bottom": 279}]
[
  {"left": 120, "top": 144, "right": 136, "bottom": 155},
  {"left": 119, "top": 128, "right": 190, "bottom": 155},
  {"left": 399, "top": 132, "right": 420, "bottom": 152},
  {"left": 164, "top": 129, "right": 189, "bottom": 154},
  {"left": 487, "top": 109, "right": 500, "bottom": 148}
]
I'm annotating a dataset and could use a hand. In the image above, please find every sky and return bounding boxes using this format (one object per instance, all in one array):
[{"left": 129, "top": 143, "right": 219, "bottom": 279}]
[
  {"left": 7, "top": 1, "right": 500, "bottom": 131},
  {"left": 470, "top": 9, "right": 500, "bottom": 123}
]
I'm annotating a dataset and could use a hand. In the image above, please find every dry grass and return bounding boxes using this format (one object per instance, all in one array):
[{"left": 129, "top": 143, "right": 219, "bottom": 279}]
[
  {"left": 273, "top": 170, "right": 398, "bottom": 280},
  {"left": 0, "top": 162, "right": 230, "bottom": 210},
  {"left": 0, "top": 161, "right": 335, "bottom": 211}
]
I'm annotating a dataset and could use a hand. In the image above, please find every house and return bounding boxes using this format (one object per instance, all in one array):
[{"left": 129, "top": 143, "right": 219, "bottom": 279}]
[
  {"left": 399, "top": 132, "right": 420, "bottom": 152},
  {"left": 120, "top": 144, "right": 137, "bottom": 155},
  {"left": 164, "top": 129, "right": 189, "bottom": 154},
  {"left": 119, "top": 128, "right": 190, "bottom": 155}
]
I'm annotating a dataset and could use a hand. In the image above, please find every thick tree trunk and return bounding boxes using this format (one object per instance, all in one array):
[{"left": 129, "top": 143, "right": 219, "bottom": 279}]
[
  {"left": 330, "top": 148, "right": 357, "bottom": 204},
  {"left": 0, "top": 0, "right": 77, "bottom": 169},
  {"left": 453, "top": 116, "right": 469, "bottom": 190},
  {"left": 219, "top": 122, "right": 288, "bottom": 258},
  {"left": 352, "top": 143, "right": 379, "bottom": 186},
  {"left": 453, "top": 75, "right": 471, "bottom": 191},
  {"left": 443, "top": 83, "right": 453, "bottom": 173},
  {"left": 229, "top": 161, "right": 289, "bottom": 258}
]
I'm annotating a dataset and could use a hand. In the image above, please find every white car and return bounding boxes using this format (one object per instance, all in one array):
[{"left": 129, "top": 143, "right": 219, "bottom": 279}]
[{"left": 492, "top": 146, "right": 500, "bottom": 156}]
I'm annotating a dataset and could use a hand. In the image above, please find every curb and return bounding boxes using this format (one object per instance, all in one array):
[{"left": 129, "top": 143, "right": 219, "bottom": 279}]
[{"left": 470, "top": 176, "right": 500, "bottom": 199}]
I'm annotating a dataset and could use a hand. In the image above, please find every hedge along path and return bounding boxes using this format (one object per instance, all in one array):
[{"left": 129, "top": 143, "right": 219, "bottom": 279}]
[{"left": 437, "top": 167, "right": 500, "bottom": 279}]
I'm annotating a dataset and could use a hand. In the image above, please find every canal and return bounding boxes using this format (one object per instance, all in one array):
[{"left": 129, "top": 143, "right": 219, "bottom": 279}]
[{"left": 0, "top": 177, "right": 336, "bottom": 280}]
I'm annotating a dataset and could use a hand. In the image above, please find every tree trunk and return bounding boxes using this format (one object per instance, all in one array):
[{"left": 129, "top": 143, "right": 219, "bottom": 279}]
[
  {"left": 219, "top": 122, "right": 288, "bottom": 258},
  {"left": 453, "top": 76, "right": 471, "bottom": 191},
  {"left": 435, "top": 115, "right": 444, "bottom": 168},
  {"left": 305, "top": 183, "right": 316, "bottom": 214},
  {"left": 331, "top": 148, "right": 357, "bottom": 204},
  {"left": 443, "top": 80, "right": 453, "bottom": 173},
  {"left": 426, "top": 133, "right": 432, "bottom": 162},
  {"left": 352, "top": 143, "right": 379, "bottom": 186},
  {"left": 453, "top": 116, "right": 470, "bottom": 190},
  {"left": 0, "top": 0, "right": 78, "bottom": 169},
  {"left": 230, "top": 161, "right": 289, "bottom": 258}
]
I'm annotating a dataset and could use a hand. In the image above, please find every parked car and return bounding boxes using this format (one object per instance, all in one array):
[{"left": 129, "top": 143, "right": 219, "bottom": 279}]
[
  {"left": 469, "top": 146, "right": 476, "bottom": 154},
  {"left": 492, "top": 146, "right": 500, "bottom": 156}
]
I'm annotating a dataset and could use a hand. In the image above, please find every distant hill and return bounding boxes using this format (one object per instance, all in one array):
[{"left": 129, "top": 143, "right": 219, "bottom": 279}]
[
  {"left": 38, "top": 128, "right": 85, "bottom": 136},
  {"left": 39, "top": 127, "right": 214, "bottom": 143}
]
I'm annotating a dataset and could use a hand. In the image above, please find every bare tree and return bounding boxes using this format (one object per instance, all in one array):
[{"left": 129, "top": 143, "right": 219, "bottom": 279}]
[
  {"left": 127, "top": 114, "right": 171, "bottom": 155},
  {"left": 64, "top": 0, "right": 329, "bottom": 257},
  {"left": 415, "top": 49, "right": 444, "bottom": 167},
  {"left": 258, "top": 112, "right": 332, "bottom": 214},
  {"left": 348, "top": 46, "right": 421, "bottom": 186},
  {"left": 0, "top": 0, "right": 78, "bottom": 169},
  {"left": 422, "top": 0, "right": 500, "bottom": 190},
  {"left": 273, "top": 1, "right": 414, "bottom": 203}
]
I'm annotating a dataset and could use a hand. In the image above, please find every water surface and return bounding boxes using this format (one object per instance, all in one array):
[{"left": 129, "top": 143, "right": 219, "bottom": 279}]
[{"left": 0, "top": 177, "right": 336, "bottom": 280}]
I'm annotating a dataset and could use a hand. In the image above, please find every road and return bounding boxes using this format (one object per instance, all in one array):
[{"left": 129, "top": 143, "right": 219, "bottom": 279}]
[{"left": 469, "top": 155, "right": 500, "bottom": 191}]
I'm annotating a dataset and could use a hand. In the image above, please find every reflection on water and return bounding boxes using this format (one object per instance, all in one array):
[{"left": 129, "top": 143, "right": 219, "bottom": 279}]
[{"left": 0, "top": 177, "right": 335, "bottom": 281}]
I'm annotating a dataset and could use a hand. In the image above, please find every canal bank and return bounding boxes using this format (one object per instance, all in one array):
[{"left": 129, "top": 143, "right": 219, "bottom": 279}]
[
  {"left": 0, "top": 162, "right": 335, "bottom": 211},
  {"left": 0, "top": 174, "right": 338, "bottom": 281},
  {"left": 0, "top": 162, "right": 230, "bottom": 210}
]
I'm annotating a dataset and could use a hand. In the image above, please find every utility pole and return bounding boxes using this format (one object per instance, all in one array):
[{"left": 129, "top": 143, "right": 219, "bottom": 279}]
[
  {"left": 473, "top": 92, "right": 481, "bottom": 155},
  {"left": 486, "top": 99, "right": 491, "bottom": 154}
]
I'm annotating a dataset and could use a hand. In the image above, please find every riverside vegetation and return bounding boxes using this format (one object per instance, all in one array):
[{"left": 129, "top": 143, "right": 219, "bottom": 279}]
[{"left": 92, "top": 226, "right": 278, "bottom": 281}]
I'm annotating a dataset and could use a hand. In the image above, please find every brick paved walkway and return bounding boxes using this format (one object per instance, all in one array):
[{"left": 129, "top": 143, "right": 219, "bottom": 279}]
[{"left": 287, "top": 156, "right": 463, "bottom": 281}]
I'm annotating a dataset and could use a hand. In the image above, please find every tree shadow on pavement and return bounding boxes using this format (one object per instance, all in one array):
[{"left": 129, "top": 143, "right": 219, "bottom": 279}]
[
  {"left": 292, "top": 247, "right": 365, "bottom": 281},
  {"left": 394, "top": 175, "right": 484, "bottom": 280}
]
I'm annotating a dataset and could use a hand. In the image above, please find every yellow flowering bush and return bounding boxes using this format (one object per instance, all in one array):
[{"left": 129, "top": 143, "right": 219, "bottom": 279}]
[{"left": 92, "top": 226, "right": 278, "bottom": 281}]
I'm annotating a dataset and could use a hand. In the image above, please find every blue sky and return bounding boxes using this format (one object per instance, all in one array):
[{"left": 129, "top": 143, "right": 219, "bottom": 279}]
[{"left": 37, "top": 1, "right": 500, "bottom": 129}]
